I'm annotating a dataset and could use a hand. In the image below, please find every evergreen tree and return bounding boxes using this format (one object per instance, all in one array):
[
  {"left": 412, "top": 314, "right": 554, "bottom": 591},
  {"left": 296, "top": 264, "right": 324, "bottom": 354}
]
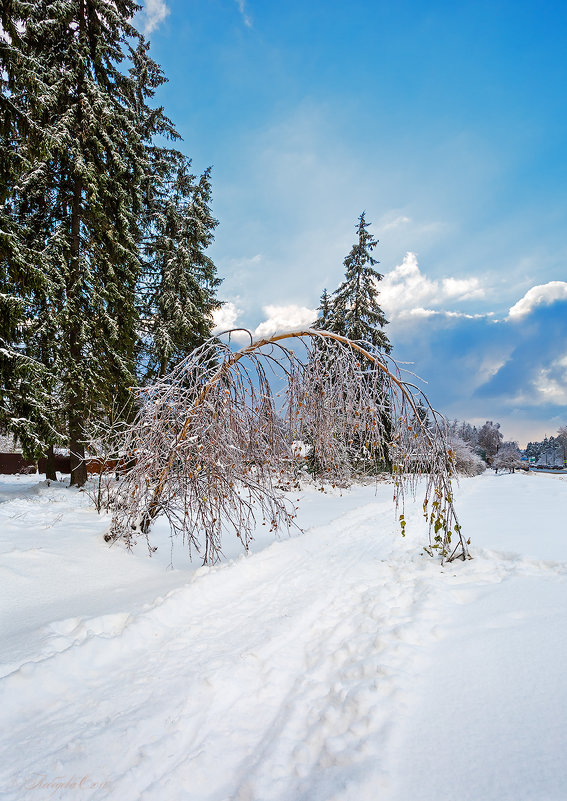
[
  {"left": 457, "top": 421, "right": 479, "bottom": 449},
  {"left": 331, "top": 212, "right": 391, "bottom": 354},
  {"left": 310, "top": 215, "right": 393, "bottom": 473},
  {"left": 140, "top": 155, "right": 221, "bottom": 380},
  {"left": 524, "top": 441, "right": 539, "bottom": 460},
  {"left": 414, "top": 399, "right": 431, "bottom": 428},
  {"left": 0, "top": 1, "right": 64, "bottom": 466},
  {"left": 557, "top": 426, "right": 567, "bottom": 465},
  {"left": 1, "top": 1, "right": 181, "bottom": 484},
  {"left": 313, "top": 288, "right": 332, "bottom": 331}
]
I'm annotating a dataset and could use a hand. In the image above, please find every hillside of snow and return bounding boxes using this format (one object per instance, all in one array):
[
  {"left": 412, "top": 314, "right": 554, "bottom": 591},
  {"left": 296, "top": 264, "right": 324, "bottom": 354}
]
[{"left": 1, "top": 471, "right": 566, "bottom": 801}]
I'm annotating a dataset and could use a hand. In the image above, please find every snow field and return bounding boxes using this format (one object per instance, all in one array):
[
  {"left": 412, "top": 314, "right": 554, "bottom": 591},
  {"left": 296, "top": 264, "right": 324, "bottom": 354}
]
[{"left": 0, "top": 472, "right": 566, "bottom": 800}]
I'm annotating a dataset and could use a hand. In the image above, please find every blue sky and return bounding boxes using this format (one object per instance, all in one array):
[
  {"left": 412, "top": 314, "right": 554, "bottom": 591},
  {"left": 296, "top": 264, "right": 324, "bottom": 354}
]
[{"left": 139, "top": 0, "right": 567, "bottom": 445}]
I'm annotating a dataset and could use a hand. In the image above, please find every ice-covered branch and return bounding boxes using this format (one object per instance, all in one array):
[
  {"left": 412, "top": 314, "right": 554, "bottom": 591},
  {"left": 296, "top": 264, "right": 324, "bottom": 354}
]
[{"left": 107, "top": 329, "right": 469, "bottom": 564}]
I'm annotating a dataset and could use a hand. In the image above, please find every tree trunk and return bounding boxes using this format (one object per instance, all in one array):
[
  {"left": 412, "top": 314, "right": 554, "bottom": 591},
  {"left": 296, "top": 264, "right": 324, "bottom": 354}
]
[
  {"left": 68, "top": 173, "right": 87, "bottom": 488},
  {"left": 69, "top": 415, "right": 87, "bottom": 486},
  {"left": 67, "top": 0, "right": 88, "bottom": 488},
  {"left": 381, "top": 409, "right": 394, "bottom": 474},
  {"left": 44, "top": 443, "right": 58, "bottom": 481}
]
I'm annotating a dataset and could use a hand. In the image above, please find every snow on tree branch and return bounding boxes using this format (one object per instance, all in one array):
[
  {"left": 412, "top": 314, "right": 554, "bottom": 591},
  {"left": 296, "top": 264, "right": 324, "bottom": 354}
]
[{"left": 107, "top": 329, "right": 470, "bottom": 564}]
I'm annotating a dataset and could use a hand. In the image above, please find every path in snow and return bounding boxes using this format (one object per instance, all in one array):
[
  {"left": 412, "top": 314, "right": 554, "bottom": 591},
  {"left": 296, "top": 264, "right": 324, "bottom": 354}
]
[{"left": 1, "top": 472, "right": 566, "bottom": 800}]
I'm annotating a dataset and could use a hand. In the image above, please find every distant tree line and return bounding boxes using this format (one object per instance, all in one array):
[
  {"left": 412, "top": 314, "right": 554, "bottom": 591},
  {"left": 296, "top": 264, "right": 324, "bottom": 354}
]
[
  {"left": 0, "top": 0, "right": 221, "bottom": 485},
  {"left": 445, "top": 419, "right": 524, "bottom": 474},
  {"left": 525, "top": 426, "right": 567, "bottom": 466}
]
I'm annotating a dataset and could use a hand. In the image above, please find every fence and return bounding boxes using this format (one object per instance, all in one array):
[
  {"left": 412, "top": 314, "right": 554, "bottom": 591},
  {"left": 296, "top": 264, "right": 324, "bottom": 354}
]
[{"left": 0, "top": 453, "right": 71, "bottom": 475}]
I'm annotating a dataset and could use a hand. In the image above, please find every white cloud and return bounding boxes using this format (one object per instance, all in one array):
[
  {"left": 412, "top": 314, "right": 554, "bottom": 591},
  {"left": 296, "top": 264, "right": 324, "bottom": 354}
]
[
  {"left": 382, "top": 215, "right": 411, "bottom": 231},
  {"left": 445, "top": 310, "right": 493, "bottom": 319},
  {"left": 213, "top": 302, "right": 317, "bottom": 343},
  {"left": 235, "top": 0, "right": 253, "bottom": 27},
  {"left": 222, "top": 253, "right": 263, "bottom": 281},
  {"left": 212, "top": 301, "right": 242, "bottom": 334},
  {"left": 379, "top": 252, "right": 485, "bottom": 317},
  {"left": 396, "top": 307, "right": 490, "bottom": 321},
  {"left": 397, "top": 307, "right": 439, "bottom": 319},
  {"left": 508, "top": 281, "right": 567, "bottom": 319},
  {"left": 141, "top": 0, "right": 170, "bottom": 34},
  {"left": 476, "top": 354, "right": 510, "bottom": 383},
  {"left": 441, "top": 277, "right": 483, "bottom": 298},
  {"left": 253, "top": 304, "right": 317, "bottom": 339},
  {"left": 532, "top": 353, "right": 567, "bottom": 405}
]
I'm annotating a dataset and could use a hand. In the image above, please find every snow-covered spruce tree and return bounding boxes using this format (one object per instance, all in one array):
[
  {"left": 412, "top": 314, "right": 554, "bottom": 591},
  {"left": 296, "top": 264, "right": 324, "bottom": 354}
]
[
  {"left": 525, "top": 439, "right": 544, "bottom": 462},
  {"left": 331, "top": 212, "right": 391, "bottom": 354},
  {"left": 139, "top": 152, "right": 221, "bottom": 381},
  {"left": 557, "top": 426, "right": 567, "bottom": 465},
  {"left": 455, "top": 420, "right": 479, "bottom": 450},
  {"left": 1, "top": 1, "right": 27, "bottom": 410},
  {"left": 0, "top": 3, "right": 66, "bottom": 468},
  {"left": 107, "top": 330, "right": 470, "bottom": 565},
  {"left": 317, "top": 214, "right": 393, "bottom": 473},
  {"left": 0, "top": 1, "right": 177, "bottom": 485},
  {"left": 305, "top": 289, "right": 336, "bottom": 476},
  {"left": 312, "top": 288, "right": 333, "bottom": 331}
]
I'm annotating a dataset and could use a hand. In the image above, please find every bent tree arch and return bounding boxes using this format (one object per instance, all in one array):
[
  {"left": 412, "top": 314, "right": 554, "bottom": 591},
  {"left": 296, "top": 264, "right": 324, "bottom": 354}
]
[{"left": 108, "top": 329, "right": 469, "bottom": 563}]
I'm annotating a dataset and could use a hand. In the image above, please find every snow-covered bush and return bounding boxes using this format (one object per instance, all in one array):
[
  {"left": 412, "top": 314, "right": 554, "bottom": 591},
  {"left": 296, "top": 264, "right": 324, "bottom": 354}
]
[
  {"left": 82, "top": 408, "right": 131, "bottom": 513},
  {"left": 107, "top": 329, "right": 469, "bottom": 564},
  {"left": 448, "top": 435, "right": 486, "bottom": 476},
  {"left": 492, "top": 443, "right": 523, "bottom": 473}
]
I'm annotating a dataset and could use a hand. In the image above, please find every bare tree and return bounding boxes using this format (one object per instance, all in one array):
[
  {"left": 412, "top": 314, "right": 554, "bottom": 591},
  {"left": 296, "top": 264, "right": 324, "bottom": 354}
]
[
  {"left": 477, "top": 421, "right": 503, "bottom": 462},
  {"left": 106, "top": 330, "right": 470, "bottom": 564}
]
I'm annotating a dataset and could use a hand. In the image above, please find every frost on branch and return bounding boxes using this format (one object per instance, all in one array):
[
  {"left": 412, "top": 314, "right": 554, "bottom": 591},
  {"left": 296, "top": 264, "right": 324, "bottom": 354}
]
[
  {"left": 107, "top": 330, "right": 470, "bottom": 564},
  {"left": 446, "top": 434, "right": 486, "bottom": 476}
]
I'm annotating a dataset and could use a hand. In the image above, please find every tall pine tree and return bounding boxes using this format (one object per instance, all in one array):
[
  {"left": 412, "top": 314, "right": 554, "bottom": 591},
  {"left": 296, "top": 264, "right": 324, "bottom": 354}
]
[
  {"left": 0, "top": 1, "right": 210, "bottom": 484},
  {"left": 313, "top": 288, "right": 332, "bottom": 331},
  {"left": 331, "top": 212, "right": 391, "bottom": 354},
  {"left": 140, "top": 154, "right": 221, "bottom": 381},
  {"left": 0, "top": 0, "right": 65, "bottom": 468},
  {"left": 311, "top": 213, "right": 393, "bottom": 473}
]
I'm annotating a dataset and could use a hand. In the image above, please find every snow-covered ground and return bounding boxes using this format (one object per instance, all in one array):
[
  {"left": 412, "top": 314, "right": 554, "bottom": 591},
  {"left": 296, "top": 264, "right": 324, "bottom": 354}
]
[{"left": 1, "top": 471, "right": 566, "bottom": 801}]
